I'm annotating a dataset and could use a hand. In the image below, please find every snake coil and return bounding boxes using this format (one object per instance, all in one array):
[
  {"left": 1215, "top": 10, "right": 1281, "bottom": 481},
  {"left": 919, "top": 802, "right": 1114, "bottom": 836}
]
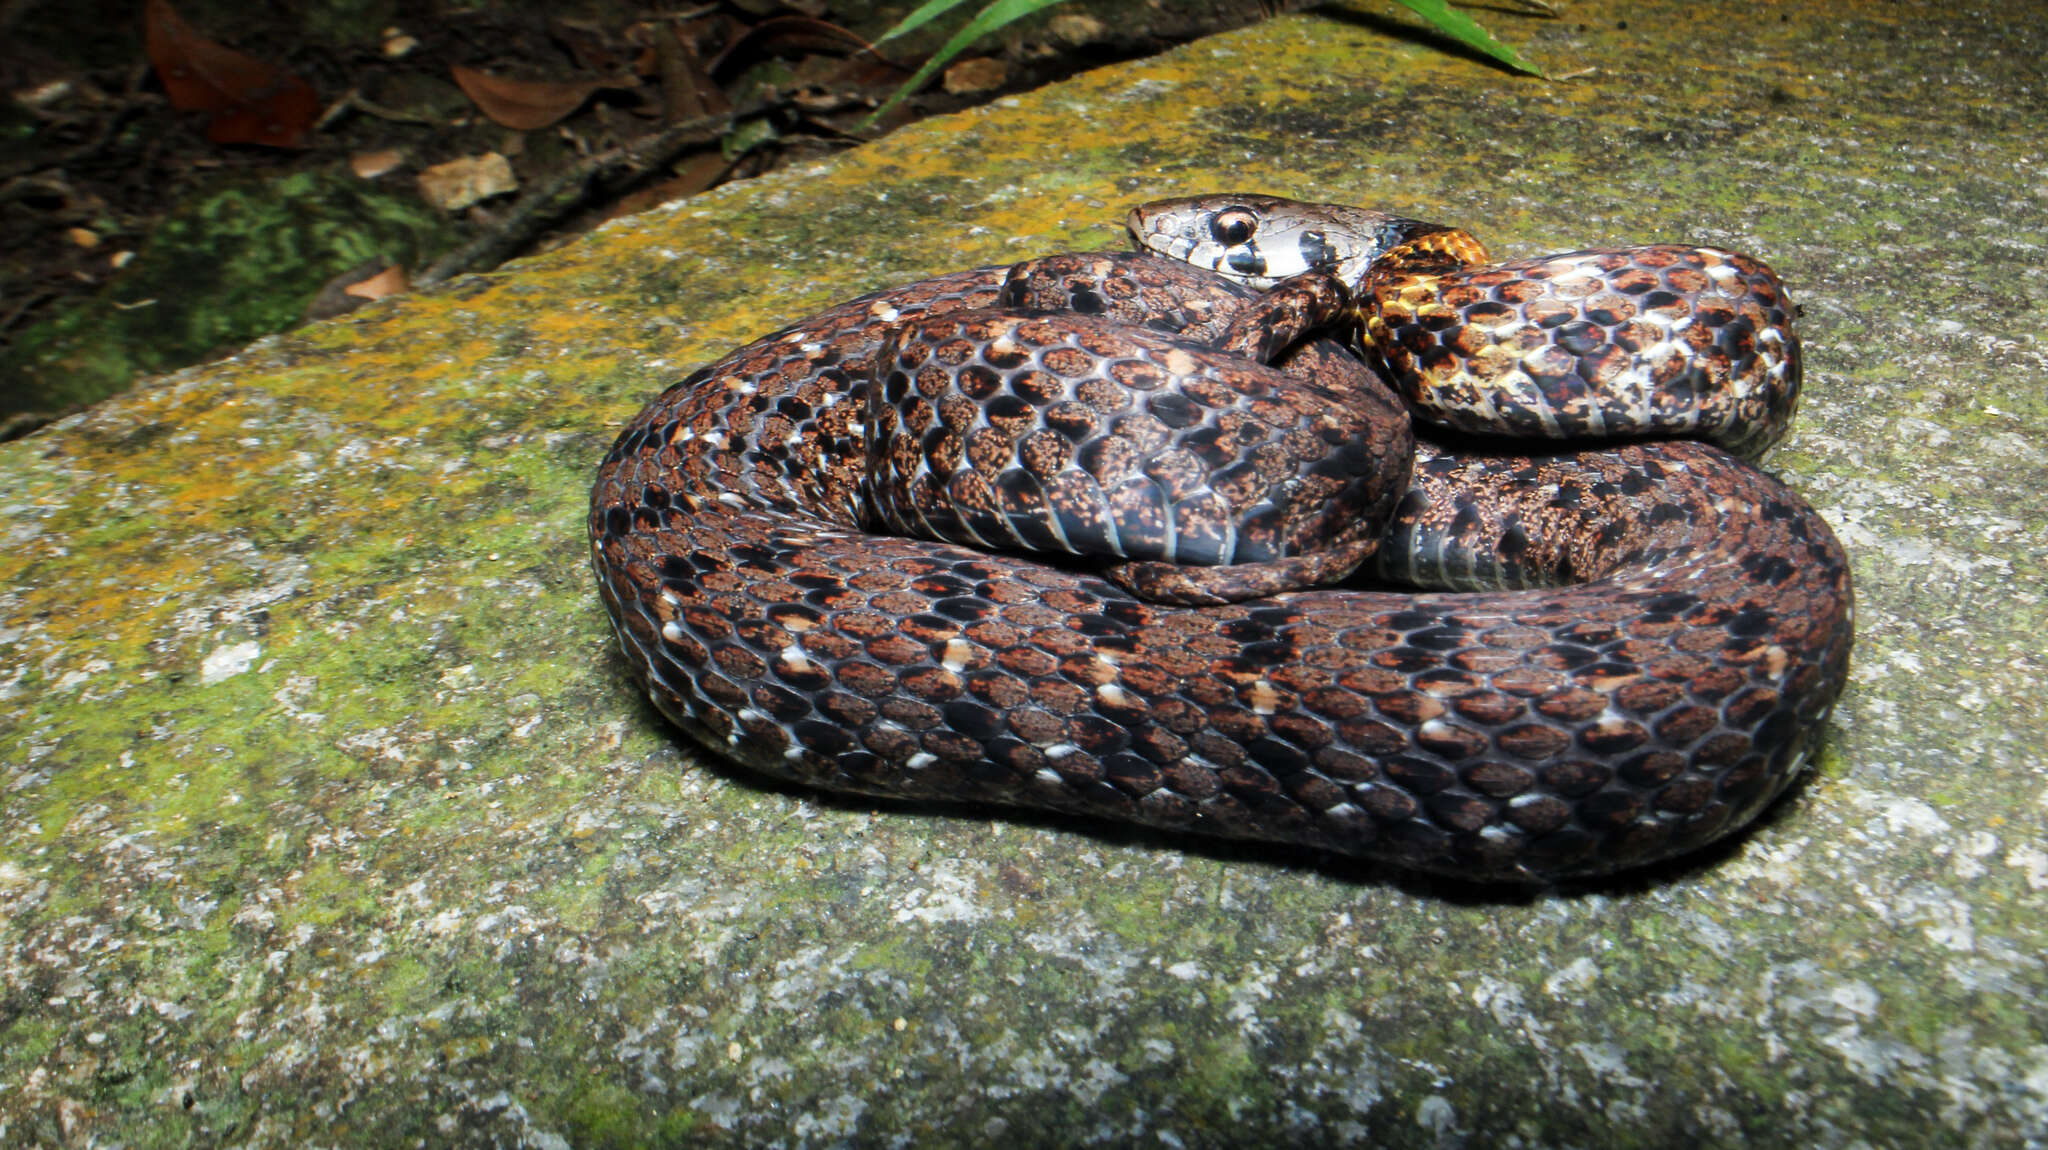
[{"left": 590, "top": 195, "right": 1853, "bottom": 881}]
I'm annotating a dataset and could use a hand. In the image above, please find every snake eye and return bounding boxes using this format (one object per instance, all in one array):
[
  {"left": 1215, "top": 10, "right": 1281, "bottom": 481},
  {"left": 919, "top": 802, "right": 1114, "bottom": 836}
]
[{"left": 1208, "top": 208, "right": 1257, "bottom": 247}]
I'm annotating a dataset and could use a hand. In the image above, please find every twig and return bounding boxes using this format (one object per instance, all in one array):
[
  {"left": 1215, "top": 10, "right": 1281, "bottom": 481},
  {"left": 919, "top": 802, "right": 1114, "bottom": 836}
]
[
  {"left": 1, "top": 289, "right": 54, "bottom": 337},
  {"left": 323, "top": 88, "right": 445, "bottom": 130},
  {"left": 56, "top": 61, "right": 155, "bottom": 169},
  {"left": 0, "top": 173, "right": 75, "bottom": 208}
]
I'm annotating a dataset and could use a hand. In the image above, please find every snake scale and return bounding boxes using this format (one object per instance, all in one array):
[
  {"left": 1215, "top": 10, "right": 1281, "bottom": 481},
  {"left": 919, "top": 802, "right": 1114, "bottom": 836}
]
[{"left": 589, "top": 194, "right": 1853, "bottom": 881}]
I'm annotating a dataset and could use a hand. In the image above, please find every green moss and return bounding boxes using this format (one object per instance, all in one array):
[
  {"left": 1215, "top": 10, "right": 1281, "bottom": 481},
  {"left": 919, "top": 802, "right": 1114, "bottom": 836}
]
[
  {"left": 563, "top": 1082, "right": 661, "bottom": 1149},
  {"left": 1, "top": 170, "right": 455, "bottom": 416},
  {"left": 5, "top": 1, "right": 2048, "bottom": 1145}
]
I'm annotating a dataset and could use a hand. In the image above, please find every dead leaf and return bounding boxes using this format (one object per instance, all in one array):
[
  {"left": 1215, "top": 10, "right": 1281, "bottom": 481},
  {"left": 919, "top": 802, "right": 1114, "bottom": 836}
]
[
  {"left": 17, "top": 78, "right": 73, "bottom": 109},
  {"left": 451, "top": 65, "right": 602, "bottom": 131},
  {"left": 1048, "top": 13, "right": 1109, "bottom": 46},
  {"left": 708, "top": 16, "right": 888, "bottom": 82},
  {"left": 351, "top": 148, "right": 405, "bottom": 179},
  {"left": 942, "top": 58, "right": 1007, "bottom": 96},
  {"left": 609, "top": 152, "right": 731, "bottom": 220},
  {"left": 143, "top": 0, "right": 320, "bottom": 148},
  {"left": 653, "top": 22, "right": 730, "bottom": 121},
  {"left": 557, "top": 19, "right": 639, "bottom": 77},
  {"left": 344, "top": 264, "right": 408, "bottom": 302},
  {"left": 307, "top": 260, "right": 406, "bottom": 321},
  {"left": 417, "top": 153, "right": 518, "bottom": 212}
]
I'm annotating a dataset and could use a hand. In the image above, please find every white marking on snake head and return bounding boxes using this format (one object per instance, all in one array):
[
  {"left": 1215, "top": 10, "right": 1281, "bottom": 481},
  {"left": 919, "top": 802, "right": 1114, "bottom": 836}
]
[
  {"left": 907, "top": 752, "right": 937, "bottom": 769},
  {"left": 1045, "top": 743, "right": 1080, "bottom": 759}
]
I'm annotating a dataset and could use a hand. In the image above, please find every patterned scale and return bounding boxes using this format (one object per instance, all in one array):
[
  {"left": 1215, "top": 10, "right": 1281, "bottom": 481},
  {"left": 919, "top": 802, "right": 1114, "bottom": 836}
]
[{"left": 589, "top": 195, "right": 1853, "bottom": 881}]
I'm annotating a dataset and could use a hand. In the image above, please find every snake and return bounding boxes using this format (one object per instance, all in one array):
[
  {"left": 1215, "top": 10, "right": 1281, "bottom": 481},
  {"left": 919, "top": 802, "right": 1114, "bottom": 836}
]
[{"left": 588, "top": 194, "right": 1853, "bottom": 882}]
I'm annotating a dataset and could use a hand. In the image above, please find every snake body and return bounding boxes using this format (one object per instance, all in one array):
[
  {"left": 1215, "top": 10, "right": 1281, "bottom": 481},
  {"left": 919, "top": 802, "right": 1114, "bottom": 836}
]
[{"left": 590, "top": 195, "right": 1853, "bottom": 881}]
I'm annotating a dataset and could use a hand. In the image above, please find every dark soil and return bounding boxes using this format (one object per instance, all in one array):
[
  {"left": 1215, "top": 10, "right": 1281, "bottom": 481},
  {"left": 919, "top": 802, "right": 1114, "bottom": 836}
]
[{"left": 0, "top": 0, "right": 1283, "bottom": 433}]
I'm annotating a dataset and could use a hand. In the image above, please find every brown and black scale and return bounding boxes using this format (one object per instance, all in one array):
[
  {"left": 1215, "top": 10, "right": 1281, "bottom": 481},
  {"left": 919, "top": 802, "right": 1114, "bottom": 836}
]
[
  {"left": 1369, "top": 244, "right": 1803, "bottom": 460},
  {"left": 590, "top": 246, "right": 1853, "bottom": 882}
]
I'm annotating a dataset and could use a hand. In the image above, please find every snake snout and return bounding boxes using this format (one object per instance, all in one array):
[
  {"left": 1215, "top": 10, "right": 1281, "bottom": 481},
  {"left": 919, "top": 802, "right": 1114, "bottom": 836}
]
[{"left": 1125, "top": 203, "right": 1186, "bottom": 259}]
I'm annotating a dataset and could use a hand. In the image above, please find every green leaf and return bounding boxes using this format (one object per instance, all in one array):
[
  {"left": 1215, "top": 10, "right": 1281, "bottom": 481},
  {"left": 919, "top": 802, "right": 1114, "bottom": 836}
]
[
  {"left": 857, "top": 0, "right": 1074, "bottom": 131},
  {"left": 871, "top": 0, "right": 980, "bottom": 47},
  {"left": 1390, "top": 0, "right": 1545, "bottom": 76}
]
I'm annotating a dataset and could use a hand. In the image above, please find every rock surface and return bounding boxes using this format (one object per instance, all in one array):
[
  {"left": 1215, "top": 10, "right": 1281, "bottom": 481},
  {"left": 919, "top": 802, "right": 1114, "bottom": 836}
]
[{"left": 4, "top": 1, "right": 2045, "bottom": 1145}]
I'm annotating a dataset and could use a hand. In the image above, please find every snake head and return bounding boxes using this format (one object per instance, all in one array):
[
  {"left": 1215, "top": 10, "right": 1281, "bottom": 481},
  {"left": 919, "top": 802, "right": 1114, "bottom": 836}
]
[{"left": 1127, "top": 193, "right": 1471, "bottom": 291}]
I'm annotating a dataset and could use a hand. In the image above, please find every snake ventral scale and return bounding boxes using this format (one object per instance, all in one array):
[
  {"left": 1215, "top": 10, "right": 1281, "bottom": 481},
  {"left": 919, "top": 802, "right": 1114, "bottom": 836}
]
[{"left": 589, "top": 194, "right": 1854, "bottom": 883}]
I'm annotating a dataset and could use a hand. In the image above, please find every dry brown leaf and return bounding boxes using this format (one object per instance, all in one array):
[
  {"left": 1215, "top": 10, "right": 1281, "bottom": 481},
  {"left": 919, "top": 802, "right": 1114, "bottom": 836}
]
[
  {"left": 1048, "top": 13, "right": 1109, "bottom": 46},
  {"left": 307, "top": 260, "right": 405, "bottom": 320},
  {"left": 942, "top": 57, "right": 1007, "bottom": 97},
  {"left": 350, "top": 148, "right": 405, "bottom": 179},
  {"left": 143, "top": 0, "right": 320, "bottom": 148},
  {"left": 17, "top": 79, "right": 73, "bottom": 109},
  {"left": 343, "top": 264, "right": 409, "bottom": 302},
  {"left": 451, "top": 65, "right": 602, "bottom": 131},
  {"left": 708, "top": 15, "right": 882, "bottom": 80},
  {"left": 653, "top": 22, "right": 729, "bottom": 121},
  {"left": 608, "top": 153, "right": 731, "bottom": 220},
  {"left": 417, "top": 153, "right": 518, "bottom": 212}
]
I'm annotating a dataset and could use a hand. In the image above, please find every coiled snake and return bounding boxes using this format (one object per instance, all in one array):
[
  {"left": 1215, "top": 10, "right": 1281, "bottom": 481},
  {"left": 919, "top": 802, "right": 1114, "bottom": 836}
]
[{"left": 589, "top": 194, "right": 1853, "bottom": 881}]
